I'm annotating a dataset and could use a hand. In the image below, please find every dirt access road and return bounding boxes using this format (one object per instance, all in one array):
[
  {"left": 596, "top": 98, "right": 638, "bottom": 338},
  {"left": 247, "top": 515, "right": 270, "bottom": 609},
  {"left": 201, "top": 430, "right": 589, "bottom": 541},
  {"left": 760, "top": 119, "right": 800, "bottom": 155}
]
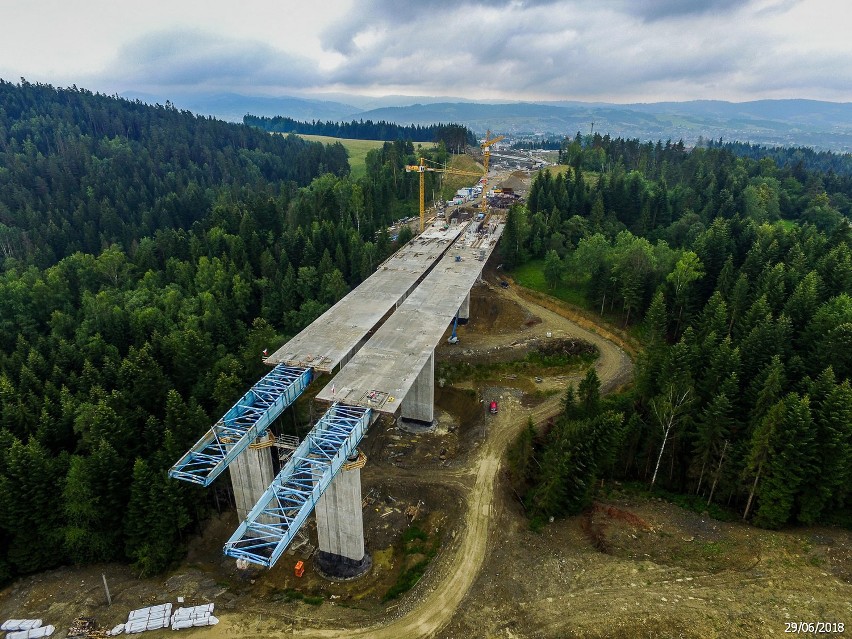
[
  {"left": 5, "top": 279, "right": 849, "bottom": 638},
  {"left": 203, "top": 280, "right": 634, "bottom": 639},
  {"left": 288, "top": 398, "right": 522, "bottom": 639},
  {"left": 0, "top": 278, "right": 634, "bottom": 639}
]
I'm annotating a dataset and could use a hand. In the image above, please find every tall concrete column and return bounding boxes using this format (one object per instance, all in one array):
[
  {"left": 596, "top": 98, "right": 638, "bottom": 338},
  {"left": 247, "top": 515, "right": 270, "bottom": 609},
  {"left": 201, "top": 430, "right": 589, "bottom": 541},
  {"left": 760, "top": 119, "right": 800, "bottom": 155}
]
[
  {"left": 229, "top": 442, "right": 274, "bottom": 521},
  {"left": 314, "top": 461, "right": 371, "bottom": 579},
  {"left": 459, "top": 292, "right": 470, "bottom": 320},
  {"left": 402, "top": 350, "right": 435, "bottom": 424}
]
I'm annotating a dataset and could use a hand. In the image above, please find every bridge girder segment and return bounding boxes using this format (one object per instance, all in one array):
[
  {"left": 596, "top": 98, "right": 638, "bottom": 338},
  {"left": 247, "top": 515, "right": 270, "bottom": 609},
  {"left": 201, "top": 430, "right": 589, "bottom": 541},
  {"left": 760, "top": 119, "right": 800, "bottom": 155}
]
[{"left": 314, "top": 221, "right": 505, "bottom": 415}]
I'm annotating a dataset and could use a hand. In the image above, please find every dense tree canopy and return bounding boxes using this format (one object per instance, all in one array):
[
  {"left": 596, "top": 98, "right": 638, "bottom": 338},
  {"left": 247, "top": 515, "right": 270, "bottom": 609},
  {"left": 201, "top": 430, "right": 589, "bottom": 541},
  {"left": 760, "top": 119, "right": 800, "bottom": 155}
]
[
  {"left": 0, "top": 81, "right": 438, "bottom": 583},
  {"left": 509, "top": 133, "right": 852, "bottom": 531},
  {"left": 243, "top": 115, "right": 475, "bottom": 149},
  {"left": 0, "top": 79, "right": 350, "bottom": 269}
]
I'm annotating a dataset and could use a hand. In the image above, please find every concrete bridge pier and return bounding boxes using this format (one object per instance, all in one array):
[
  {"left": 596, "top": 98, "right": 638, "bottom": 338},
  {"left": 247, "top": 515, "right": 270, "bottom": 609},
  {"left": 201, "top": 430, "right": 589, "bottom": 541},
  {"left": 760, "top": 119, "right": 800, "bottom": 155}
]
[
  {"left": 401, "top": 351, "right": 435, "bottom": 424},
  {"left": 314, "top": 452, "right": 371, "bottom": 579},
  {"left": 459, "top": 292, "right": 470, "bottom": 321},
  {"left": 229, "top": 440, "right": 275, "bottom": 521}
]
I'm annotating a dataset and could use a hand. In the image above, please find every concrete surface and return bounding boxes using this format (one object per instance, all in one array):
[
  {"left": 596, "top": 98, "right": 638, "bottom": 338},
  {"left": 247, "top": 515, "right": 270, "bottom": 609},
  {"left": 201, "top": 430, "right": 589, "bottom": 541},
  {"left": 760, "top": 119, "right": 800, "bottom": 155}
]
[
  {"left": 315, "top": 465, "right": 366, "bottom": 561},
  {"left": 401, "top": 351, "right": 435, "bottom": 423},
  {"left": 315, "top": 221, "right": 504, "bottom": 413},
  {"left": 265, "top": 223, "right": 464, "bottom": 372},
  {"left": 229, "top": 443, "right": 275, "bottom": 521}
]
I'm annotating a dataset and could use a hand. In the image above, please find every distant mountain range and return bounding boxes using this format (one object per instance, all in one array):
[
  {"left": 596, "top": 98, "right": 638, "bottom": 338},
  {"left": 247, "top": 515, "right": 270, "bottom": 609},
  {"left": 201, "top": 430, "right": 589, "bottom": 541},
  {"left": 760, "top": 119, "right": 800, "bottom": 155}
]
[
  {"left": 351, "top": 100, "right": 852, "bottom": 152},
  {"left": 121, "top": 91, "right": 852, "bottom": 152},
  {"left": 121, "top": 91, "right": 360, "bottom": 123}
]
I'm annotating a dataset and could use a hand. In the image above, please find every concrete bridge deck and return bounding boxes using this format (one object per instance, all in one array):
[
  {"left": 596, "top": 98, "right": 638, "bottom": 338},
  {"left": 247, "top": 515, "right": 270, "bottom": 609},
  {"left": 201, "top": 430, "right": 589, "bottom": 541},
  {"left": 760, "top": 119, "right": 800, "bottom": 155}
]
[
  {"left": 265, "top": 222, "right": 465, "bottom": 372},
  {"left": 315, "top": 220, "right": 504, "bottom": 414}
]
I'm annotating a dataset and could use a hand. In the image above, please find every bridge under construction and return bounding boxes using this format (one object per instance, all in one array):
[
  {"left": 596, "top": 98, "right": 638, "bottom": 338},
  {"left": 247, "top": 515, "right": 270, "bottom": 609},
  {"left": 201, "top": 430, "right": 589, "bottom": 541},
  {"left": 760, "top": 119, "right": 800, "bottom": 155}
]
[{"left": 169, "top": 214, "right": 504, "bottom": 578}]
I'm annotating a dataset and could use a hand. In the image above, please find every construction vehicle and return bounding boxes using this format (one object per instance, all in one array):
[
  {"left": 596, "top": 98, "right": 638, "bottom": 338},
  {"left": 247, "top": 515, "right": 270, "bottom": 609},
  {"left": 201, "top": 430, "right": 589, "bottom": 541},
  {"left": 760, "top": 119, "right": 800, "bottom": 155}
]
[
  {"left": 448, "top": 314, "right": 459, "bottom": 344},
  {"left": 405, "top": 157, "right": 484, "bottom": 233}
]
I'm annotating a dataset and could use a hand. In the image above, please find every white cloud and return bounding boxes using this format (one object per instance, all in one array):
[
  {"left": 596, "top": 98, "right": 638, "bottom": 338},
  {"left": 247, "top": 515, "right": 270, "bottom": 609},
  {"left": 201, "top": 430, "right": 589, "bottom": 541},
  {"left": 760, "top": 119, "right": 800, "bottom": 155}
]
[{"left": 0, "top": 0, "right": 849, "bottom": 102}]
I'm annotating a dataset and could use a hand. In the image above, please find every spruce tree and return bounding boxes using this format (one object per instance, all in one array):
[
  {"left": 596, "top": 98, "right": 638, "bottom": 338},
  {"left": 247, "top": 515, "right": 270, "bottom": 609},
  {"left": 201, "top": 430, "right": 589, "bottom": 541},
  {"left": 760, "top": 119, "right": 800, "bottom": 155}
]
[
  {"left": 799, "top": 370, "right": 852, "bottom": 522},
  {"left": 753, "top": 394, "right": 815, "bottom": 528},
  {"left": 578, "top": 368, "right": 601, "bottom": 417},
  {"left": 691, "top": 392, "right": 732, "bottom": 497}
]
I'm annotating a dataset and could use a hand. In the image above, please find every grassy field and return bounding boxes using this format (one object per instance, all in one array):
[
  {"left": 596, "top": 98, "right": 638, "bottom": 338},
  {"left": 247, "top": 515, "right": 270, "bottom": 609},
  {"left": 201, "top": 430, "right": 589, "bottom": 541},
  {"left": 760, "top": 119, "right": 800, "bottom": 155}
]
[
  {"left": 295, "top": 134, "right": 386, "bottom": 180},
  {"left": 293, "top": 134, "right": 477, "bottom": 196},
  {"left": 512, "top": 260, "right": 646, "bottom": 343},
  {"left": 535, "top": 164, "right": 601, "bottom": 187},
  {"left": 512, "top": 259, "right": 588, "bottom": 308},
  {"left": 295, "top": 134, "right": 443, "bottom": 181},
  {"left": 536, "top": 164, "right": 572, "bottom": 178}
]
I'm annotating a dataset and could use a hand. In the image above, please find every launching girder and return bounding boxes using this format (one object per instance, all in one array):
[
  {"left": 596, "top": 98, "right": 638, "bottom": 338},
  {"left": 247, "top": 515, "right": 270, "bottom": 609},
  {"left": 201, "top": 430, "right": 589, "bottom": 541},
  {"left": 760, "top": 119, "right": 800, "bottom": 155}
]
[
  {"left": 168, "top": 365, "right": 312, "bottom": 487},
  {"left": 222, "top": 403, "right": 371, "bottom": 568}
]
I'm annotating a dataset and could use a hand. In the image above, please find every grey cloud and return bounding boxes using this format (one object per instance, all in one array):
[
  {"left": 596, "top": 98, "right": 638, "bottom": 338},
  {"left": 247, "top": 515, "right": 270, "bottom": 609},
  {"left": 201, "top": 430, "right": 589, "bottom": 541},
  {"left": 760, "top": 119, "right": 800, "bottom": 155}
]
[
  {"left": 752, "top": 0, "right": 803, "bottom": 16},
  {"left": 94, "top": 0, "right": 843, "bottom": 105},
  {"left": 322, "top": 0, "right": 750, "bottom": 56},
  {"left": 322, "top": 0, "right": 561, "bottom": 54},
  {"left": 614, "top": 0, "right": 746, "bottom": 22},
  {"left": 321, "top": 0, "right": 758, "bottom": 94},
  {"left": 322, "top": 0, "right": 780, "bottom": 102},
  {"left": 101, "top": 29, "right": 320, "bottom": 92},
  {"left": 737, "top": 49, "right": 852, "bottom": 98}
]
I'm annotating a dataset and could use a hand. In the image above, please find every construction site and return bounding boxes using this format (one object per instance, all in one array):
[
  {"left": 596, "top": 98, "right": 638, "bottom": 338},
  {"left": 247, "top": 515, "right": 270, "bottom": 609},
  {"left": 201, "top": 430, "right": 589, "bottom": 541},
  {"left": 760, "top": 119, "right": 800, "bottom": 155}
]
[
  {"left": 3, "top": 151, "right": 852, "bottom": 638},
  {"left": 2, "top": 260, "right": 852, "bottom": 637}
]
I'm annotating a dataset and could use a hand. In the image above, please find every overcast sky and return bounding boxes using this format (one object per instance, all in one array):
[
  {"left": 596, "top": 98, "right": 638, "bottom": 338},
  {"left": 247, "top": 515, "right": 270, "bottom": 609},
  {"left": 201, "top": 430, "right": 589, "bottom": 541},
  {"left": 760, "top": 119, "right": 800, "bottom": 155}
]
[{"left": 1, "top": 0, "right": 849, "bottom": 104}]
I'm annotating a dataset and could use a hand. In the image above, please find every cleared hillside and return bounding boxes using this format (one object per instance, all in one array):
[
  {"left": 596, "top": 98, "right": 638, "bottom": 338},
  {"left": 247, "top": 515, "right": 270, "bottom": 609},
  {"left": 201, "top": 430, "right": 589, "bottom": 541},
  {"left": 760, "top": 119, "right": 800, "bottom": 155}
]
[{"left": 439, "top": 154, "right": 485, "bottom": 200}]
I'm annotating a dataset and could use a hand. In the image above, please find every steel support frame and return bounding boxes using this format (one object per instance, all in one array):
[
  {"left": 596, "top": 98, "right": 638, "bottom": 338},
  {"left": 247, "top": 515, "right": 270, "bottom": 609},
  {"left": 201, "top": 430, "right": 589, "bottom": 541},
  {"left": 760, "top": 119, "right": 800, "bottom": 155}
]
[
  {"left": 168, "top": 365, "right": 312, "bottom": 486},
  {"left": 222, "top": 403, "right": 371, "bottom": 568}
]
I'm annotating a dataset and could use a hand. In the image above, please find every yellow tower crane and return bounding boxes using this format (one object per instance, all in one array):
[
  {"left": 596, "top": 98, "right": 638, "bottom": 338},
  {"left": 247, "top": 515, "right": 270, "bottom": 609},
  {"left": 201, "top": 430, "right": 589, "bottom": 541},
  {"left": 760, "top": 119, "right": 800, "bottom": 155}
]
[
  {"left": 479, "top": 130, "right": 504, "bottom": 218},
  {"left": 405, "top": 157, "right": 485, "bottom": 233}
]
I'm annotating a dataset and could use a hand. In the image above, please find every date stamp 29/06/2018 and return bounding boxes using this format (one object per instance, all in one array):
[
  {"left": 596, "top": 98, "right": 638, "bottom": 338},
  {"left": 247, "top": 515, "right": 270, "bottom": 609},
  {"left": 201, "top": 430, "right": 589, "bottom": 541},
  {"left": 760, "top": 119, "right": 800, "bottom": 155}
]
[{"left": 784, "top": 622, "right": 845, "bottom": 634}]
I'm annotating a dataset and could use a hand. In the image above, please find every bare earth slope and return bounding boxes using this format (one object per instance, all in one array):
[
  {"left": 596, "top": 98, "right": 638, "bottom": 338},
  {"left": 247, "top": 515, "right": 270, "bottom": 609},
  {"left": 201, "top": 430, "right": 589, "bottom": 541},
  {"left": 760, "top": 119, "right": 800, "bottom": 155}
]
[
  {"left": 221, "top": 279, "right": 635, "bottom": 639},
  {"left": 3, "top": 280, "right": 850, "bottom": 639}
]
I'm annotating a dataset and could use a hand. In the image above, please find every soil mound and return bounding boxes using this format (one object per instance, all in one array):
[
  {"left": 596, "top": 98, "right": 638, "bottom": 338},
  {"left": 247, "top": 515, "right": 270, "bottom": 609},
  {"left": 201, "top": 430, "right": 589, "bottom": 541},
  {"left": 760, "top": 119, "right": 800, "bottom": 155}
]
[{"left": 466, "top": 289, "right": 531, "bottom": 333}]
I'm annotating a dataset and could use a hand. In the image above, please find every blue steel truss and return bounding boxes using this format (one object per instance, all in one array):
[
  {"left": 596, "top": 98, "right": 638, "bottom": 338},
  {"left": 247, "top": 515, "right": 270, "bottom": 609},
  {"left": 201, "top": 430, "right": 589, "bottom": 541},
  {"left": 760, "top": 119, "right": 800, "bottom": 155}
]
[
  {"left": 169, "top": 365, "right": 312, "bottom": 487},
  {"left": 222, "top": 403, "right": 372, "bottom": 568}
]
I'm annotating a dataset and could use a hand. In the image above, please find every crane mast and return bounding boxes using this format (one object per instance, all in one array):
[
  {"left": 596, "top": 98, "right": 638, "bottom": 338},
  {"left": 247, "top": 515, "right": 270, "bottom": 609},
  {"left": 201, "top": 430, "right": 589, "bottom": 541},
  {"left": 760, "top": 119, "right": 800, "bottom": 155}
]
[
  {"left": 405, "top": 131, "right": 503, "bottom": 234},
  {"left": 405, "top": 157, "right": 484, "bottom": 233},
  {"left": 479, "top": 130, "right": 505, "bottom": 219}
]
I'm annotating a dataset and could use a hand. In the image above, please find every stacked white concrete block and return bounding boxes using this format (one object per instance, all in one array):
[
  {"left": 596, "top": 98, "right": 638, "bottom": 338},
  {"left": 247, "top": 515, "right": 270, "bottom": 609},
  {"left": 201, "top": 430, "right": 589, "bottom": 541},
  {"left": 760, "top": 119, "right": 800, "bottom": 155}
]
[
  {"left": 6, "top": 627, "right": 55, "bottom": 639},
  {"left": 2, "top": 621, "right": 54, "bottom": 639},
  {"left": 124, "top": 604, "right": 172, "bottom": 634},
  {"left": 170, "top": 604, "right": 218, "bottom": 630},
  {"left": 3, "top": 601, "right": 217, "bottom": 637},
  {"left": 1, "top": 621, "right": 43, "bottom": 632}
]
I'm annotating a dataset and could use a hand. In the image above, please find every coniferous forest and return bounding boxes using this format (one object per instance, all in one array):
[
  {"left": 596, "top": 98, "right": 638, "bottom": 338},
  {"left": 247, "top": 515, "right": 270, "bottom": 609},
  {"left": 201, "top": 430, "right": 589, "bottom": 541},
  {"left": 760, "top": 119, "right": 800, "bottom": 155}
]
[
  {"left": 243, "top": 114, "right": 476, "bottom": 149},
  {"left": 3, "top": 77, "right": 852, "bottom": 588},
  {"left": 0, "top": 80, "right": 449, "bottom": 583},
  {"left": 507, "top": 134, "right": 852, "bottom": 531}
]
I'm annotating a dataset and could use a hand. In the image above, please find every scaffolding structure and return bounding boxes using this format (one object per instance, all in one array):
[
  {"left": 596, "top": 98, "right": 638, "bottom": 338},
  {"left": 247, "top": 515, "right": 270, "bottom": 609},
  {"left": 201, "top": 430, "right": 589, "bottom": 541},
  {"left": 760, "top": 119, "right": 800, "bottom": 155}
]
[
  {"left": 275, "top": 434, "right": 300, "bottom": 465},
  {"left": 168, "top": 365, "right": 312, "bottom": 486},
  {"left": 222, "top": 403, "right": 371, "bottom": 568}
]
